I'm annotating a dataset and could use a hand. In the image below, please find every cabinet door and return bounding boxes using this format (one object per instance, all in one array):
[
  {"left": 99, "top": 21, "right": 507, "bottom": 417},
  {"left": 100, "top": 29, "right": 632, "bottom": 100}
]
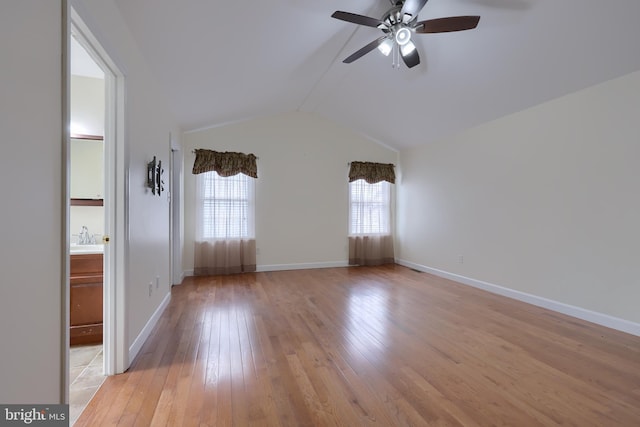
[
  {"left": 70, "top": 138, "right": 104, "bottom": 199},
  {"left": 70, "top": 281, "right": 103, "bottom": 326}
]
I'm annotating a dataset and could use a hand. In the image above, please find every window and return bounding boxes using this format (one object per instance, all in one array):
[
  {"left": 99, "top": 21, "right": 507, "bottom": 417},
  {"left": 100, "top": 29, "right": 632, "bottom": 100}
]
[
  {"left": 197, "top": 171, "right": 255, "bottom": 240},
  {"left": 349, "top": 179, "right": 391, "bottom": 235}
]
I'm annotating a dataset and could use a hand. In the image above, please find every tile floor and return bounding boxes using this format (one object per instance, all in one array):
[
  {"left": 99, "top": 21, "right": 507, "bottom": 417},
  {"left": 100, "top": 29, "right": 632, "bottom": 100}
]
[{"left": 69, "top": 344, "right": 105, "bottom": 426}]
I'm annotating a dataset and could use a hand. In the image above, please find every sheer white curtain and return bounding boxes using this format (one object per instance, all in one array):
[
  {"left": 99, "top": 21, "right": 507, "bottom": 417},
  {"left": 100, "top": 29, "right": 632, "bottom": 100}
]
[
  {"left": 194, "top": 171, "right": 256, "bottom": 275},
  {"left": 349, "top": 179, "right": 394, "bottom": 266}
]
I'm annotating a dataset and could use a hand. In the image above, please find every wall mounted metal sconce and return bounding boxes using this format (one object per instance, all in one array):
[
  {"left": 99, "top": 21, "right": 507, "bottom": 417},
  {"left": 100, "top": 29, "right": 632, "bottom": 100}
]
[{"left": 147, "top": 156, "right": 164, "bottom": 196}]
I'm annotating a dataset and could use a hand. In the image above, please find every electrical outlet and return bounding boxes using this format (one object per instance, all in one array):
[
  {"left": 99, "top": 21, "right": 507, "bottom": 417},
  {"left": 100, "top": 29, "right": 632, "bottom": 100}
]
[
  {"left": 256, "top": 247, "right": 260, "bottom": 255},
  {"left": 149, "top": 283, "right": 153, "bottom": 297},
  {"left": 156, "top": 276, "right": 160, "bottom": 289},
  {"left": 459, "top": 255, "right": 464, "bottom": 264}
]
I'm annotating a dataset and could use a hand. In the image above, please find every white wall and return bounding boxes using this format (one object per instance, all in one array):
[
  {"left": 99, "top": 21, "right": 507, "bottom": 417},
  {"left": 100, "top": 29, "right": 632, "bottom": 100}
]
[
  {"left": 183, "top": 112, "right": 398, "bottom": 272},
  {"left": 70, "top": 75, "right": 104, "bottom": 136},
  {"left": 397, "top": 70, "right": 640, "bottom": 326},
  {"left": 71, "top": 0, "right": 182, "bottom": 355},
  {"left": 0, "top": 0, "right": 181, "bottom": 403},
  {"left": 70, "top": 206, "right": 104, "bottom": 243},
  {"left": 0, "top": 0, "right": 63, "bottom": 403}
]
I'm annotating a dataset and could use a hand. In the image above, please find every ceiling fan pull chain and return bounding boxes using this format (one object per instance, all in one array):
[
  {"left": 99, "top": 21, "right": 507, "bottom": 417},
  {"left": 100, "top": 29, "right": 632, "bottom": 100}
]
[{"left": 393, "top": 44, "right": 400, "bottom": 69}]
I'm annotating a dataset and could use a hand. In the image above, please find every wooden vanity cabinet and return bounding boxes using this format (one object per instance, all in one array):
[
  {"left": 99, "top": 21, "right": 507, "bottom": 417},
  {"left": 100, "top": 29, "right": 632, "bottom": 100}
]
[{"left": 70, "top": 253, "right": 103, "bottom": 345}]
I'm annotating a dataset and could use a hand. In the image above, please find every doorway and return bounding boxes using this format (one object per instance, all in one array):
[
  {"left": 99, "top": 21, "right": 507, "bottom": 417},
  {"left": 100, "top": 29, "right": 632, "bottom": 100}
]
[
  {"left": 66, "top": 6, "right": 128, "bottom": 420},
  {"left": 68, "top": 31, "right": 106, "bottom": 422}
]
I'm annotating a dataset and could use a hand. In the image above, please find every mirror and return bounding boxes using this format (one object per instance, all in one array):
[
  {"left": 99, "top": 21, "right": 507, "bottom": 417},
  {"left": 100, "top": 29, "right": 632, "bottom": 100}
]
[{"left": 70, "top": 136, "right": 104, "bottom": 205}]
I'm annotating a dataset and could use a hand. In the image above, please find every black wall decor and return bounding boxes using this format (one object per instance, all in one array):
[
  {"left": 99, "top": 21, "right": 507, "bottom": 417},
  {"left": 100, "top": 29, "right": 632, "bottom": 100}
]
[{"left": 146, "top": 156, "right": 165, "bottom": 196}]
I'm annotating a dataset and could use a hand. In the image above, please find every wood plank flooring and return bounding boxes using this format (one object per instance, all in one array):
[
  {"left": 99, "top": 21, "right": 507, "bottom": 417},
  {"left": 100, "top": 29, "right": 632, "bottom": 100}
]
[{"left": 75, "top": 265, "right": 640, "bottom": 426}]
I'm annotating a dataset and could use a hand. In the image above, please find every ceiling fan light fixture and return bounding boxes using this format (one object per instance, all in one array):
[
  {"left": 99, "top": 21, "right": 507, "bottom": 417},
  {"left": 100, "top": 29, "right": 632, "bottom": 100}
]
[
  {"left": 400, "top": 40, "right": 416, "bottom": 57},
  {"left": 377, "top": 38, "right": 394, "bottom": 56},
  {"left": 331, "top": 2, "right": 481, "bottom": 69},
  {"left": 395, "top": 27, "right": 411, "bottom": 46}
]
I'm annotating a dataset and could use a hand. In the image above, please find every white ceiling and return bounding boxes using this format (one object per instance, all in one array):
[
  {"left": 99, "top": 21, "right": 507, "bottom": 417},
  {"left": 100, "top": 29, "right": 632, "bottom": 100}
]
[{"left": 113, "top": 0, "right": 640, "bottom": 150}]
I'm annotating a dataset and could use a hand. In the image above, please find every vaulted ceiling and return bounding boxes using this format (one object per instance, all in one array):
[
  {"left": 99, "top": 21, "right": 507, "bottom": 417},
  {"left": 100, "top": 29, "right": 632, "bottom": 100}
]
[{"left": 113, "top": 0, "right": 640, "bottom": 149}]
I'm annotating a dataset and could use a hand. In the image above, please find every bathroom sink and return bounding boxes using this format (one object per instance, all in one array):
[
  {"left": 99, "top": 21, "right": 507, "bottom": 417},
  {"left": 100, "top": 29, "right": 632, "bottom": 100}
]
[{"left": 70, "top": 243, "right": 104, "bottom": 254}]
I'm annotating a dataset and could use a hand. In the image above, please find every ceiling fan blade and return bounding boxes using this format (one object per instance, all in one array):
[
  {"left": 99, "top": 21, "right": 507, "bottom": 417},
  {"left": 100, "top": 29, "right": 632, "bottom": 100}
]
[
  {"left": 331, "top": 11, "right": 384, "bottom": 28},
  {"left": 415, "top": 16, "right": 481, "bottom": 33},
  {"left": 343, "top": 36, "right": 388, "bottom": 64},
  {"left": 401, "top": 0, "right": 429, "bottom": 19},
  {"left": 400, "top": 40, "right": 420, "bottom": 68}
]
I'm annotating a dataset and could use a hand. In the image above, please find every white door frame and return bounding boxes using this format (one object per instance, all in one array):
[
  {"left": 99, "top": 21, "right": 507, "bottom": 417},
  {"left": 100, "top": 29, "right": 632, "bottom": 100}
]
[
  {"left": 170, "top": 141, "right": 183, "bottom": 285},
  {"left": 68, "top": 8, "right": 129, "bottom": 377}
]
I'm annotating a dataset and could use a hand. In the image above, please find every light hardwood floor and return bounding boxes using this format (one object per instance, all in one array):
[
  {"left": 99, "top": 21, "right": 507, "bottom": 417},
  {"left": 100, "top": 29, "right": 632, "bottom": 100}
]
[{"left": 75, "top": 265, "right": 640, "bottom": 426}]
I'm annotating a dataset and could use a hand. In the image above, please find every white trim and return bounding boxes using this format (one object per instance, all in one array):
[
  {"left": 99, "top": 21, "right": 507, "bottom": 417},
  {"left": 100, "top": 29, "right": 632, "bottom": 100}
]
[
  {"left": 129, "top": 292, "right": 171, "bottom": 364},
  {"left": 395, "top": 259, "right": 640, "bottom": 337},
  {"left": 183, "top": 261, "right": 349, "bottom": 277},
  {"left": 174, "top": 270, "right": 186, "bottom": 285},
  {"left": 170, "top": 144, "right": 183, "bottom": 286},
  {"left": 70, "top": 7, "right": 129, "bottom": 375},
  {"left": 61, "top": 0, "right": 71, "bottom": 403},
  {"left": 257, "top": 261, "right": 349, "bottom": 272}
]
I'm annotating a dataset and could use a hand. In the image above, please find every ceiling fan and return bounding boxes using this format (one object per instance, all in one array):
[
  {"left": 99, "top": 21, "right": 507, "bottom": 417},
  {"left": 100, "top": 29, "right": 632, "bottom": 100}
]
[{"left": 331, "top": 0, "right": 480, "bottom": 68}]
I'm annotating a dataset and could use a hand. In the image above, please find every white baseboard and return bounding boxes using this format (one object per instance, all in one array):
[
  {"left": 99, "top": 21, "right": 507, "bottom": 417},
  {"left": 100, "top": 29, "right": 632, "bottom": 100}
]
[
  {"left": 172, "top": 270, "right": 185, "bottom": 285},
  {"left": 129, "top": 292, "right": 171, "bottom": 363},
  {"left": 396, "top": 258, "right": 640, "bottom": 337},
  {"left": 184, "top": 261, "right": 350, "bottom": 276},
  {"left": 257, "top": 261, "right": 349, "bottom": 272}
]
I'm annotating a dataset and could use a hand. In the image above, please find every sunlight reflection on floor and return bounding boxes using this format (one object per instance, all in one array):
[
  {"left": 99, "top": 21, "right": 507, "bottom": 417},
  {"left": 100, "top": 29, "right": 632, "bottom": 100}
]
[{"left": 347, "top": 285, "right": 389, "bottom": 358}]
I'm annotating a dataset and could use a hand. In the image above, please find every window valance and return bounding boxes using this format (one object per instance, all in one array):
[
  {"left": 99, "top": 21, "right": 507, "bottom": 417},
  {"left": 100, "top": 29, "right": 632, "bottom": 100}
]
[
  {"left": 348, "top": 161, "right": 395, "bottom": 184},
  {"left": 192, "top": 149, "right": 258, "bottom": 178}
]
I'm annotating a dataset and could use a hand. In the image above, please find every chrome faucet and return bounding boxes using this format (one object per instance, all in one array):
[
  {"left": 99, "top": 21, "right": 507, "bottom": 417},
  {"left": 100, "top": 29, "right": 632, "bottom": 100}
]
[{"left": 78, "top": 226, "right": 96, "bottom": 245}]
